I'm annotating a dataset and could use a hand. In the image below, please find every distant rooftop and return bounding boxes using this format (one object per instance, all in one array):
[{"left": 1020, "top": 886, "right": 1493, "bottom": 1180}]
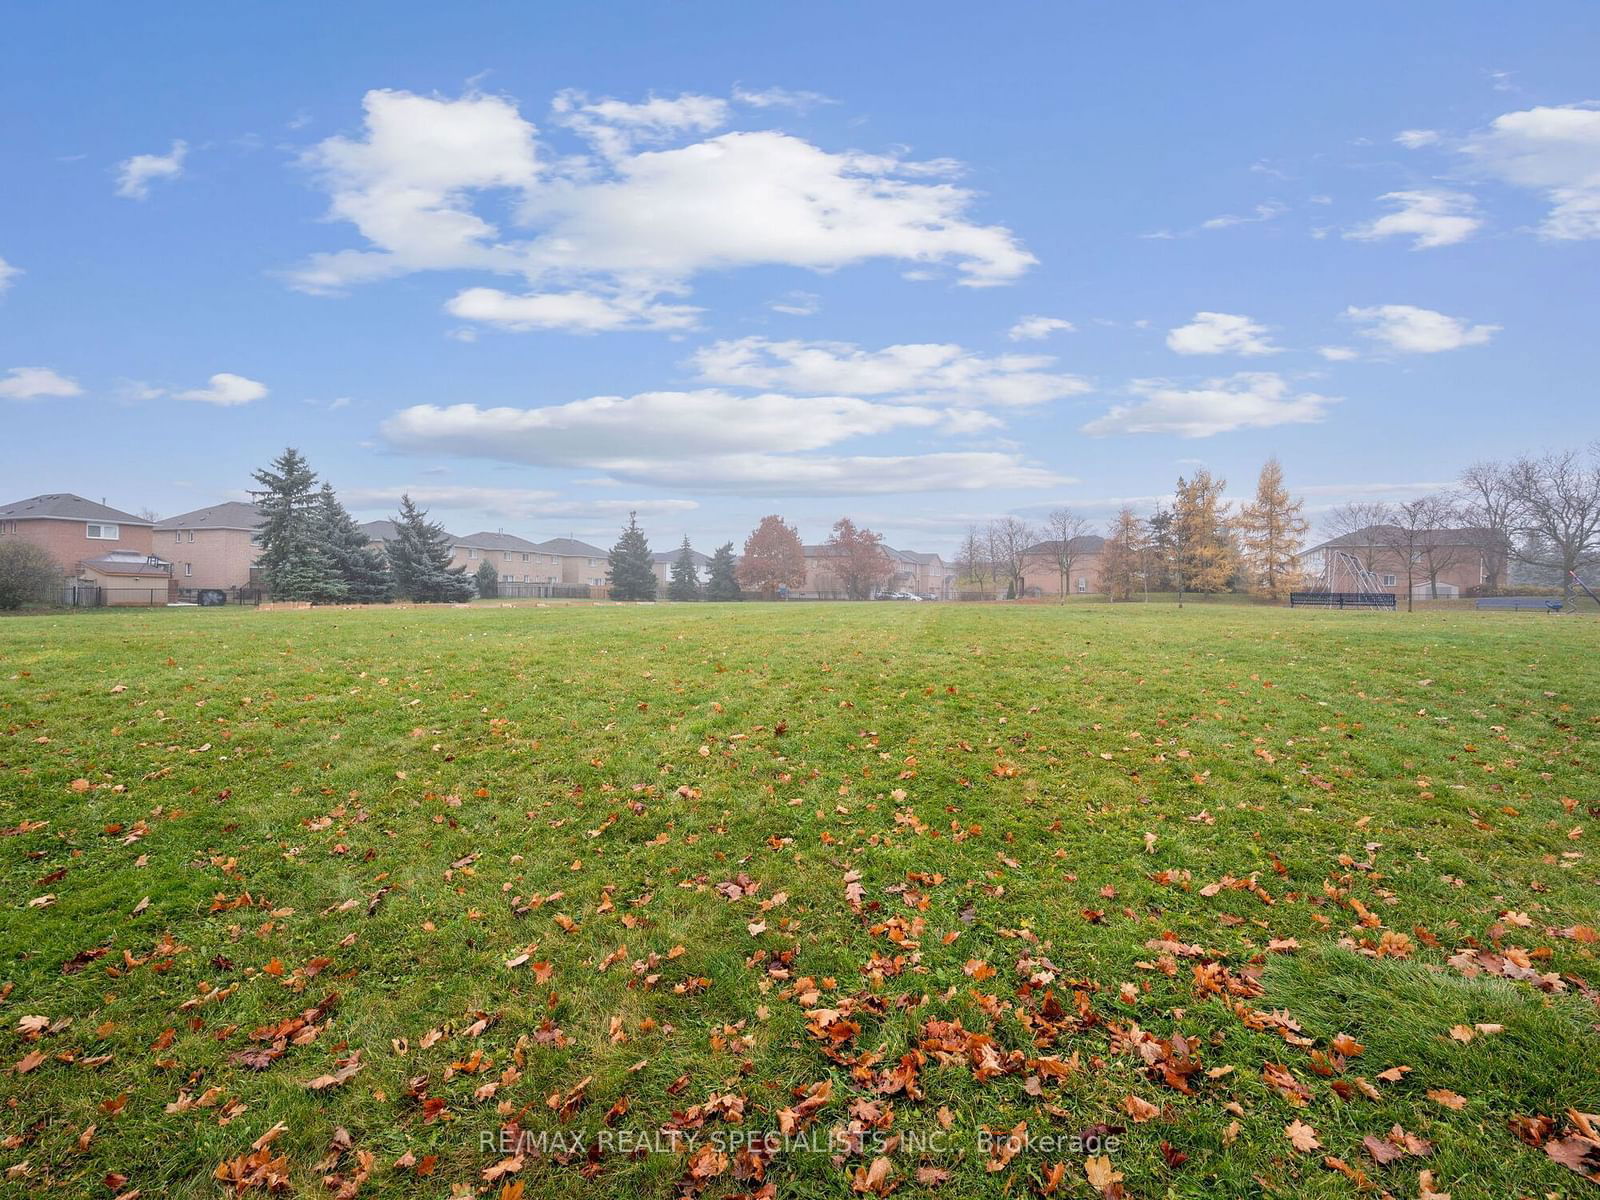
[
  {"left": 0, "top": 492, "right": 151, "bottom": 525},
  {"left": 651, "top": 548, "right": 711, "bottom": 565},
  {"left": 1303, "top": 525, "right": 1492, "bottom": 555},
  {"left": 358, "top": 518, "right": 461, "bottom": 543},
  {"left": 155, "top": 501, "right": 262, "bottom": 531},
  {"left": 454, "top": 530, "right": 546, "bottom": 553},
  {"left": 536, "top": 537, "right": 608, "bottom": 557}
]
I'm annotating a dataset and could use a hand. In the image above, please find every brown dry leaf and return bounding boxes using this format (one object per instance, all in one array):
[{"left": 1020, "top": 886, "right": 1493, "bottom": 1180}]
[
  {"left": 1122, "top": 1095, "right": 1161, "bottom": 1123},
  {"left": 1084, "top": 1154, "right": 1123, "bottom": 1194},
  {"left": 1418, "top": 1168, "right": 1451, "bottom": 1200},
  {"left": 1426, "top": 1088, "right": 1468, "bottom": 1111},
  {"left": 1285, "top": 1120, "right": 1322, "bottom": 1153}
]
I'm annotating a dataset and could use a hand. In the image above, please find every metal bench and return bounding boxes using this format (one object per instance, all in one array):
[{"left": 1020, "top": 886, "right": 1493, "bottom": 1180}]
[{"left": 1475, "top": 596, "right": 1563, "bottom": 612}]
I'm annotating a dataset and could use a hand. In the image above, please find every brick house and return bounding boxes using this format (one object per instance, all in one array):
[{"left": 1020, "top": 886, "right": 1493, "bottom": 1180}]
[
  {"left": 800, "top": 544, "right": 954, "bottom": 599},
  {"left": 1019, "top": 535, "right": 1106, "bottom": 597},
  {"left": 154, "top": 501, "right": 262, "bottom": 590},
  {"left": 536, "top": 538, "right": 610, "bottom": 588},
  {"left": 446, "top": 531, "right": 553, "bottom": 583},
  {"left": 651, "top": 547, "right": 710, "bottom": 590},
  {"left": 0, "top": 492, "right": 159, "bottom": 575},
  {"left": 1297, "top": 525, "right": 1493, "bottom": 597}
]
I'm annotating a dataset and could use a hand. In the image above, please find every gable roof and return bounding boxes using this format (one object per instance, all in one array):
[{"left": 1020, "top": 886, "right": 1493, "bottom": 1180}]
[
  {"left": 536, "top": 537, "right": 608, "bottom": 557},
  {"left": 454, "top": 530, "right": 545, "bottom": 553},
  {"left": 358, "top": 519, "right": 462, "bottom": 543},
  {"left": 155, "top": 501, "right": 262, "bottom": 531},
  {"left": 1303, "top": 525, "right": 1491, "bottom": 555},
  {"left": 651, "top": 548, "right": 711, "bottom": 565},
  {"left": 1024, "top": 535, "right": 1107, "bottom": 556},
  {"left": 0, "top": 493, "right": 152, "bottom": 525}
]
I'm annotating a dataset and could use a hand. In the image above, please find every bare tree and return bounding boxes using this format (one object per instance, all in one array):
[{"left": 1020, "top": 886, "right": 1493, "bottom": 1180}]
[
  {"left": 1320, "top": 502, "right": 1390, "bottom": 582},
  {"left": 985, "top": 517, "right": 1034, "bottom": 599},
  {"left": 1043, "top": 508, "right": 1092, "bottom": 601},
  {"left": 1459, "top": 461, "right": 1515, "bottom": 591},
  {"left": 1415, "top": 494, "right": 1468, "bottom": 599},
  {"left": 1501, "top": 445, "right": 1600, "bottom": 605},
  {"left": 956, "top": 525, "right": 992, "bottom": 598},
  {"left": 1372, "top": 495, "right": 1461, "bottom": 610}
]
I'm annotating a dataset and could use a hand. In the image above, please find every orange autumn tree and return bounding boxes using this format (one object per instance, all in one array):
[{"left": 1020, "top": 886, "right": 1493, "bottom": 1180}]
[
  {"left": 736, "top": 514, "right": 806, "bottom": 599},
  {"left": 826, "top": 517, "right": 894, "bottom": 599}
]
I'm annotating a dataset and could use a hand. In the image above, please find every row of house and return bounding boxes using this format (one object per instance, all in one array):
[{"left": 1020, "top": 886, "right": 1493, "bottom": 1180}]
[{"left": 0, "top": 490, "right": 1509, "bottom": 604}]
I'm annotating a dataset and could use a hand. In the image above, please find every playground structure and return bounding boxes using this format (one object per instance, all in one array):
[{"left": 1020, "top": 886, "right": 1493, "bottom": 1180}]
[{"left": 1290, "top": 549, "right": 1395, "bottom": 609}]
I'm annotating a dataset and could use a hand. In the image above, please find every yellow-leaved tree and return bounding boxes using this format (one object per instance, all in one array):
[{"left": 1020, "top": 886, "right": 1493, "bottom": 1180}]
[
  {"left": 1236, "top": 457, "right": 1309, "bottom": 599},
  {"left": 1171, "top": 469, "right": 1237, "bottom": 597}
]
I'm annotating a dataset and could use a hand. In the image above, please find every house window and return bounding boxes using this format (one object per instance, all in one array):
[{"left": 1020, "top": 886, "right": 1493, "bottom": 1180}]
[
  {"left": 468, "top": 548, "right": 478, "bottom": 558},
  {"left": 175, "top": 531, "right": 183, "bottom": 544},
  {"left": 86, "top": 523, "right": 119, "bottom": 540},
  {"left": 1382, "top": 574, "right": 1397, "bottom": 587},
  {"left": 504, "top": 551, "right": 512, "bottom": 561},
  {"left": 187, "top": 530, "right": 195, "bottom": 542},
  {"left": 184, "top": 563, "right": 193, "bottom": 577},
  {"left": 1076, "top": 576, "right": 1086, "bottom": 592},
  {"left": 521, "top": 553, "right": 529, "bottom": 562}
]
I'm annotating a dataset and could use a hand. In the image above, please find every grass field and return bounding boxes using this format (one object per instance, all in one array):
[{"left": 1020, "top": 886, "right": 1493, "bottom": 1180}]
[{"left": 2, "top": 602, "right": 1598, "bottom": 1199}]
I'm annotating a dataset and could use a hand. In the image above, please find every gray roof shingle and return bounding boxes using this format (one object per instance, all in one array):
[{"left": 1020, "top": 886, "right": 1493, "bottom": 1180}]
[
  {"left": 0, "top": 493, "right": 152, "bottom": 525},
  {"left": 154, "top": 501, "right": 262, "bottom": 531}
]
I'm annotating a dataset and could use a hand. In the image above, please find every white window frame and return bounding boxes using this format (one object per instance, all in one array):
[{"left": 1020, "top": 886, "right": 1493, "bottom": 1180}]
[
  {"left": 1382, "top": 573, "right": 1397, "bottom": 587},
  {"left": 86, "top": 522, "right": 120, "bottom": 540},
  {"left": 184, "top": 562, "right": 193, "bottom": 577}
]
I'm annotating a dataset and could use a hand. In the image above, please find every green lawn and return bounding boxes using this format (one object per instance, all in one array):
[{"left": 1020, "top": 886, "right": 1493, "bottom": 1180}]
[{"left": 2, "top": 602, "right": 1597, "bottom": 1198}]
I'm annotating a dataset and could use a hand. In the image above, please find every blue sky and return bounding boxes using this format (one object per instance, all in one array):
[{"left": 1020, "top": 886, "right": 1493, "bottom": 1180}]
[{"left": 3, "top": 3, "right": 1597, "bottom": 553}]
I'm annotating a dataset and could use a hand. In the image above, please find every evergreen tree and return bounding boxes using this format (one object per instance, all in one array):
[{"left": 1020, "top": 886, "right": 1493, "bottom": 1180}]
[
  {"left": 1236, "top": 457, "right": 1309, "bottom": 599},
  {"left": 667, "top": 537, "right": 701, "bottom": 601},
  {"left": 475, "top": 559, "right": 500, "bottom": 599},
  {"left": 386, "top": 495, "right": 474, "bottom": 602},
  {"left": 1170, "top": 470, "right": 1237, "bottom": 598},
  {"left": 251, "top": 447, "right": 342, "bottom": 602},
  {"left": 314, "top": 483, "right": 393, "bottom": 604},
  {"left": 704, "top": 542, "right": 742, "bottom": 601},
  {"left": 1144, "top": 506, "right": 1176, "bottom": 591},
  {"left": 607, "top": 511, "right": 658, "bottom": 601}
]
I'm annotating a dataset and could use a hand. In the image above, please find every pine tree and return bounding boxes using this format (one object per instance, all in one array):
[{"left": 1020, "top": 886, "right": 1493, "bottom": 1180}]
[
  {"left": 705, "top": 542, "right": 742, "bottom": 601},
  {"left": 314, "top": 483, "right": 392, "bottom": 604},
  {"left": 475, "top": 559, "right": 500, "bottom": 599},
  {"left": 251, "top": 448, "right": 342, "bottom": 602},
  {"left": 1236, "top": 457, "right": 1309, "bottom": 599},
  {"left": 386, "top": 495, "right": 474, "bottom": 602},
  {"left": 607, "top": 511, "right": 658, "bottom": 601},
  {"left": 1171, "top": 470, "right": 1237, "bottom": 597},
  {"left": 667, "top": 537, "right": 701, "bottom": 601},
  {"left": 1101, "top": 507, "right": 1147, "bottom": 601}
]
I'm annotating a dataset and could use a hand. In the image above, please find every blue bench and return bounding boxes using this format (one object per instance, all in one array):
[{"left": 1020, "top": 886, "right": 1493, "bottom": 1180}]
[{"left": 1475, "top": 596, "right": 1563, "bottom": 612}]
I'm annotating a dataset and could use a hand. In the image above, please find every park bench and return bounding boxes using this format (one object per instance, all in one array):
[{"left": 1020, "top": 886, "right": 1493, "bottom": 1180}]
[{"left": 1475, "top": 596, "right": 1563, "bottom": 613}]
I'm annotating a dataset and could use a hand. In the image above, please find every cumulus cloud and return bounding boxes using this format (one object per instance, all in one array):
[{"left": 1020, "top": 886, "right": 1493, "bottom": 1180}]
[
  {"left": 1345, "top": 304, "right": 1499, "bottom": 353},
  {"left": 1462, "top": 104, "right": 1600, "bottom": 239},
  {"left": 0, "top": 366, "right": 83, "bottom": 400},
  {"left": 445, "top": 286, "right": 700, "bottom": 332},
  {"left": 1165, "top": 312, "right": 1280, "bottom": 356},
  {"left": 1080, "top": 372, "right": 1333, "bottom": 437},
  {"left": 115, "top": 139, "right": 188, "bottom": 200},
  {"left": 1346, "top": 189, "right": 1482, "bottom": 249},
  {"left": 175, "top": 372, "right": 269, "bottom": 407},
  {"left": 0, "top": 255, "right": 20, "bottom": 293},
  {"left": 289, "top": 88, "right": 1034, "bottom": 321},
  {"left": 1006, "top": 315, "right": 1075, "bottom": 341},
  {"left": 688, "top": 337, "right": 1089, "bottom": 407}
]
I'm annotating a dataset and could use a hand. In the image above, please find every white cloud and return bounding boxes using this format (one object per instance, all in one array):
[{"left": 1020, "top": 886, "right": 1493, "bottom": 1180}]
[
  {"left": 580, "top": 451, "right": 1067, "bottom": 495},
  {"left": 1199, "top": 200, "right": 1287, "bottom": 230},
  {"left": 1462, "top": 104, "right": 1600, "bottom": 239},
  {"left": 342, "top": 484, "right": 698, "bottom": 520},
  {"left": 288, "top": 88, "right": 1034, "bottom": 316},
  {"left": 551, "top": 90, "right": 729, "bottom": 158},
  {"left": 1345, "top": 304, "right": 1499, "bottom": 353},
  {"left": 1165, "top": 311, "right": 1280, "bottom": 356},
  {"left": 175, "top": 372, "right": 269, "bottom": 406},
  {"left": 1346, "top": 189, "right": 1482, "bottom": 249},
  {"left": 768, "top": 290, "right": 820, "bottom": 316},
  {"left": 445, "top": 286, "right": 701, "bottom": 332},
  {"left": 689, "top": 337, "right": 1089, "bottom": 407},
  {"left": 732, "top": 85, "right": 836, "bottom": 111},
  {"left": 115, "top": 139, "right": 188, "bottom": 200},
  {"left": 1007, "top": 315, "right": 1075, "bottom": 341},
  {"left": 0, "top": 366, "right": 82, "bottom": 400},
  {"left": 1080, "top": 372, "right": 1333, "bottom": 437},
  {"left": 1394, "top": 129, "right": 1440, "bottom": 149},
  {"left": 1317, "top": 345, "right": 1359, "bottom": 361},
  {"left": 0, "top": 255, "right": 20, "bottom": 293}
]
